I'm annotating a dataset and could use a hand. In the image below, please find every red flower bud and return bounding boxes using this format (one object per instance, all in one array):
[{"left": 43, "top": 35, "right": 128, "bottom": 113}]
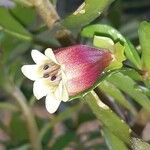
[{"left": 55, "top": 45, "right": 112, "bottom": 96}]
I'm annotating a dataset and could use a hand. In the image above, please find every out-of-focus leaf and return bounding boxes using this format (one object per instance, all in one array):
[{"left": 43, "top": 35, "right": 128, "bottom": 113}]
[
  {"left": 10, "top": 4, "right": 36, "bottom": 26},
  {"left": 9, "top": 113, "right": 28, "bottom": 143},
  {"left": 51, "top": 132, "right": 75, "bottom": 150},
  {"left": 131, "top": 138, "right": 150, "bottom": 150},
  {"left": 0, "top": 102, "right": 19, "bottom": 112},
  {"left": 81, "top": 24, "right": 142, "bottom": 69},
  {"left": 102, "top": 128, "right": 128, "bottom": 150},
  {"left": 62, "top": 0, "right": 114, "bottom": 29},
  {"left": 0, "top": 8, "right": 32, "bottom": 41},
  {"left": 139, "top": 21, "right": 150, "bottom": 73},
  {"left": 9, "top": 144, "right": 30, "bottom": 150},
  {"left": 99, "top": 81, "right": 135, "bottom": 114},
  {"left": 106, "top": 72, "right": 150, "bottom": 112},
  {"left": 40, "top": 103, "right": 82, "bottom": 142},
  {"left": 85, "top": 91, "right": 131, "bottom": 144}
]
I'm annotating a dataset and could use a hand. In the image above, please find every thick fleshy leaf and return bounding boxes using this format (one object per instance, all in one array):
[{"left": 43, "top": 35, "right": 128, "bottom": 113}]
[
  {"left": 55, "top": 45, "right": 112, "bottom": 96},
  {"left": 0, "top": 8, "right": 32, "bottom": 41},
  {"left": 21, "top": 65, "right": 39, "bottom": 81},
  {"left": 62, "top": 0, "right": 114, "bottom": 29},
  {"left": 45, "top": 94, "right": 61, "bottom": 113},
  {"left": 85, "top": 91, "right": 131, "bottom": 144},
  {"left": 102, "top": 128, "right": 128, "bottom": 150},
  {"left": 99, "top": 81, "right": 136, "bottom": 114},
  {"left": 81, "top": 24, "right": 142, "bottom": 69},
  {"left": 139, "top": 21, "right": 150, "bottom": 73},
  {"left": 106, "top": 72, "right": 150, "bottom": 112}
]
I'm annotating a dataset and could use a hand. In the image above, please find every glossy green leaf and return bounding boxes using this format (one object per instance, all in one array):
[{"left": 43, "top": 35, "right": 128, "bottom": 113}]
[
  {"left": 81, "top": 24, "right": 142, "bottom": 69},
  {"left": 0, "top": 8, "right": 32, "bottom": 41},
  {"left": 99, "top": 81, "right": 136, "bottom": 114},
  {"left": 62, "top": 0, "right": 114, "bottom": 29},
  {"left": 85, "top": 91, "right": 131, "bottom": 144},
  {"left": 106, "top": 72, "right": 150, "bottom": 112},
  {"left": 102, "top": 128, "right": 128, "bottom": 150},
  {"left": 125, "top": 39, "right": 142, "bottom": 69},
  {"left": 131, "top": 138, "right": 150, "bottom": 150},
  {"left": 139, "top": 21, "right": 150, "bottom": 72},
  {"left": 119, "top": 68, "right": 142, "bottom": 81}
]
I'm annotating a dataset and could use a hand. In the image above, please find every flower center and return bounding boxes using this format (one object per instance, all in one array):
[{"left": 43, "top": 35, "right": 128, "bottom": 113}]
[{"left": 42, "top": 62, "right": 61, "bottom": 83}]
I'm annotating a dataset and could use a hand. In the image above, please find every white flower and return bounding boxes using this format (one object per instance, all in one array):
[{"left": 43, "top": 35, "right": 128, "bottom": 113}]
[{"left": 21, "top": 48, "right": 69, "bottom": 113}]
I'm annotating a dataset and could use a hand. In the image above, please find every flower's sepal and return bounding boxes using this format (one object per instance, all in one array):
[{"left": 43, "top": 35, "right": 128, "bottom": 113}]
[
  {"left": 107, "top": 42, "right": 126, "bottom": 70},
  {"left": 93, "top": 35, "right": 126, "bottom": 70}
]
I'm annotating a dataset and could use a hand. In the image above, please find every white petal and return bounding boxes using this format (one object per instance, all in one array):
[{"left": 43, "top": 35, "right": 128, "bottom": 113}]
[
  {"left": 62, "top": 85, "right": 69, "bottom": 102},
  {"left": 61, "top": 70, "right": 68, "bottom": 83},
  {"left": 45, "top": 48, "right": 58, "bottom": 64},
  {"left": 58, "top": 70, "right": 69, "bottom": 102},
  {"left": 33, "top": 79, "right": 49, "bottom": 99},
  {"left": 55, "top": 81, "right": 63, "bottom": 100},
  {"left": 31, "top": 50, "right": 49, "bottom": 64},
  {"left": 55, "top": 80, "right": 69, "bottom": 102},
  {"left": 45, "top": 94, "right": 61, "bottom": 113},
  {"left": 21, "top": 65, "right": 38, "bottom": 81}
]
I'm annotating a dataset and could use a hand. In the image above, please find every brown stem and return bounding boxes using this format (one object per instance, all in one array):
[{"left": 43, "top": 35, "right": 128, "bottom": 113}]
[
  {"left": 29, "top": 0, "right": 59, "bottom": 29},
  {"left": 5, "top": 83, "right": 42, "bottom": 150},
  {"left": 28, "top": 0, "right": 75, "bottom": 45}
]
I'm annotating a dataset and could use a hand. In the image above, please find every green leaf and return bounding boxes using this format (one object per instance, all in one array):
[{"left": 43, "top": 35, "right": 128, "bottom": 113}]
[
  {"left": 99, "top": 81, "right": 136, "bottom": 114},
  {"left": 139, "top": 21, "right": 150, "bottom": 73},
  {"left": 119, "top": 68, "right": 142, "bottom": 81},
  {"left": 51, "top": 132, "right": 75, "bottom": 150},
  {"left": 102, "top": 128, "right": 128, "bottom": 150},
  {"left": 106, "top": 72, "right": 150, "bottom": 112},
  {"left": 85, "top": 91, "right": 131, "bottom": 144},
  {"left": 9, "top": 113, "right": 28, "bottom": 143},
  {"left": 125, "top": 39, "right": 142, "bottom": 69},
  {"left": 62, "top": 0, "right": 114, "bottom": 29},
  {"left": 131, "top": 138, "right": 150, "bottom": 150},
  {"left": 10, "top": 4, "right": 36, "bottom": 26},
  {"left": 81, "top": 24, "right": 142, "bottom": 69},
  {"left": 0, "top": 102, "right": 19, "bottom": 112},
  {"left": 0, "top": 8, "right": 32, "bottom": 41}
]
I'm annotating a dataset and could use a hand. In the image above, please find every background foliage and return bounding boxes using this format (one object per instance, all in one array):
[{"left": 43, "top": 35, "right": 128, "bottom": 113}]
[{"left": 0, "top": 0, "right": 150, "bottom": 149}]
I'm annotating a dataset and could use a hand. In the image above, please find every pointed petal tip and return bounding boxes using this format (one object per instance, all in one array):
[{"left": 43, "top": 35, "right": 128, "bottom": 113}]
[
  {"left": 31, "top": 49, "right": 48, "bottom": 64},
  {"left": 21, "top": 65, "right": 38, "bottom": 81},
  {"left": 45, "top": 94, "right": 61, "bottom": 113}
]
